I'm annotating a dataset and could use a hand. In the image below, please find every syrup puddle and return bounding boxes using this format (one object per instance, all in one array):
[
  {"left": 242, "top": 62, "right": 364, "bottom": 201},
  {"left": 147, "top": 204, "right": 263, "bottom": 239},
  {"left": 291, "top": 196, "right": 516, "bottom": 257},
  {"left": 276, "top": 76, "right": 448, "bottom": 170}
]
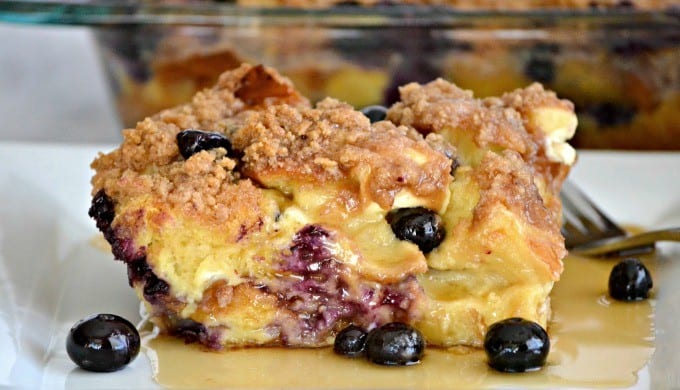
[{"left": 142, "top": 255, "right": 655, "bottom": 389}]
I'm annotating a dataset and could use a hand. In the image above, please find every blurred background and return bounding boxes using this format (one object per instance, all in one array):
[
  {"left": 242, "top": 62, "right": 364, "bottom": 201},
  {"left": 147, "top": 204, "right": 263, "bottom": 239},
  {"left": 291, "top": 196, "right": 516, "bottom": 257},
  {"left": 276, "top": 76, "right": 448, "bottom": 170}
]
[
  {"left": 0, "top": 3, "right": 678, "bottom": 149},
  {"left": 0, "top": 24, "right": 121, "bottom": 143}
]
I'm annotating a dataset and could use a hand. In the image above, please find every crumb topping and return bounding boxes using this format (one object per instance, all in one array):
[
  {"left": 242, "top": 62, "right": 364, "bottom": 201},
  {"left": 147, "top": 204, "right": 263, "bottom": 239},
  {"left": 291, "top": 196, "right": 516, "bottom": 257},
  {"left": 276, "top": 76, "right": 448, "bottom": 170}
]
[
  {"left": 387, "top": 79, "right": 537, "bottom": 158},
  {"left": 386, "top": 78, "right": 574, "bottom": 216},
  {"left": 233, "top": 98, "right": 452, "bottom": 210},
  {"left": 473, "top": 150, "right": 562, "bottom": 240},
  {"left": 473, "top": 150, "right": 566, "bottom": 277},
  {"left": 92, "top": 64, "right": 309, "bottom": 226},
  {"left": 92, "top": 63, "right": 453, "bottom": 225}
]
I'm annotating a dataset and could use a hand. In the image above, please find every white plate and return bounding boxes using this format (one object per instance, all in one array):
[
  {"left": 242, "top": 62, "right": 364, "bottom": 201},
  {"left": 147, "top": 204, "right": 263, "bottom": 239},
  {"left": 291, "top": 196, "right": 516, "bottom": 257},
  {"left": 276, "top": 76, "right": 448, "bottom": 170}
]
[{"left": 0, "top": 141, "right": 678, "bottom": 389}]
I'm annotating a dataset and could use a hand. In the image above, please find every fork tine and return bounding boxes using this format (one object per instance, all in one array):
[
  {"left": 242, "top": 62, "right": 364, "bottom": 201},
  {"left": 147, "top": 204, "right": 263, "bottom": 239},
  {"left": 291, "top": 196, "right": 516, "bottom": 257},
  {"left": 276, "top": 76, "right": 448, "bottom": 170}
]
[
  {"left": 560, "top": 181, "right": 627, "bottom": 249},
  {"left": 561, "top": 202, "right": 589, "bottom": 246}
]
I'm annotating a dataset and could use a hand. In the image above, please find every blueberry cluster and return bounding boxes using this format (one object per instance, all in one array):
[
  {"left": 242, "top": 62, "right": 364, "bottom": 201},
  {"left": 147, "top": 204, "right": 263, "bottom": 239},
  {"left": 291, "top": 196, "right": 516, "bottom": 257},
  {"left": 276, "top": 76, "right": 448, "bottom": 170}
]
[{"left": 334, "top": 322, "right": 425, "bottom": 366}]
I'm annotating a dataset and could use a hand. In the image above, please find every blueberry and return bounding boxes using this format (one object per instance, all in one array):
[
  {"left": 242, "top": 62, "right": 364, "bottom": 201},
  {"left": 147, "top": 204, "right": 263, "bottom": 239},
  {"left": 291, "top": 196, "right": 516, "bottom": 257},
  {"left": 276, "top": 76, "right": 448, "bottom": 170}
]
[
  {"left": 143, "top": 272, "right": 170, "bottom": 304},
  {"left": 449, "top": 157, "right": 460, "bottom": 176},
  {"left": 176, "top": 129, "right": 232, "bottom": 160},
  {"left": 127, "top": 258, "right": 151, "bottom": 286},
  {"left": 484, "top": 317, "right": 550, "bottom": 373},
  {"left": 608, "top": 258, "right": 653, "bottom": 301},
  {"left": 334, "top": 325, "right": 368, "bottom": 357},
  {"left": 587, "top": 102, "right": 636, "bottom": 127},
  {"left": 524, "top": 43, "right": 559, "bottom": 84},
  {"left": 386, "top": 207, "right": 446, "bottom": 253},
  {"left": 335, "top": 0, "right": 360, "bottom": 5},
  {"left": 360, "top": 105, "right": 388, "bottom": 123},
  {"left": 171, "top": 319, "right": 209, "bottom": 344},
  {"left": 66, "top": 314, "right": 140, "bottom": 372},
  {"left": 364, "top": 322, "right": 424, "bottom": 366},
  {"left": 88, "top": 190, "right": 115, "bottom": 231}
]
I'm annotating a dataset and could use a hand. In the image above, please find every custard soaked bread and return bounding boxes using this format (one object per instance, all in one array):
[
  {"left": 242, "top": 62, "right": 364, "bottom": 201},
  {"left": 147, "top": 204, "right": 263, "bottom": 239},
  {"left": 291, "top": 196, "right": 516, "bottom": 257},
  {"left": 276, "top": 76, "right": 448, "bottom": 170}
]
[
  {"left": 388, "top": 80, "right": 574, "bottom": 346},
  {"left": 90, "top": 63, "right": 576, "bottom": 348}
]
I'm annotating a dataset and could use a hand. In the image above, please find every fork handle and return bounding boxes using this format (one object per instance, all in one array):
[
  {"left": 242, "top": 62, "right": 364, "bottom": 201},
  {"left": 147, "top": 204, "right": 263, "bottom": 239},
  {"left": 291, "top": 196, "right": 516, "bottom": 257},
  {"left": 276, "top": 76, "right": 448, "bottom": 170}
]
[{"left": 570, "top": 227, "right": 680, "bottom": 257}]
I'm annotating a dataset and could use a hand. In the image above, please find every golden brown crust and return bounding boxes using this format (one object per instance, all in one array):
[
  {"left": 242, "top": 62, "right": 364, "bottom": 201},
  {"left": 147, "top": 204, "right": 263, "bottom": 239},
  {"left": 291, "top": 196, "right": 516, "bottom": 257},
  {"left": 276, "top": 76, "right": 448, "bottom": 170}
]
[
  {"left": 387, "top": 79, "right": 574, "bottom": 221},
  {"left": 233, "top": 98, "right": 452, "bottom": 210},
  {"left": 387, "top": 79, "right": 537, "bottom": 157},
  {"left": 387, "top": 78, "right": 571, "bottom": 279},
  {"left": 91, "top": 64, "right": 309, "bottom": 227},
  {"left": 473, "top": 151, "right": 565, "bottom": 277},
  {"left": 499, "top": 83, "right": 574, "bottom": 194}
]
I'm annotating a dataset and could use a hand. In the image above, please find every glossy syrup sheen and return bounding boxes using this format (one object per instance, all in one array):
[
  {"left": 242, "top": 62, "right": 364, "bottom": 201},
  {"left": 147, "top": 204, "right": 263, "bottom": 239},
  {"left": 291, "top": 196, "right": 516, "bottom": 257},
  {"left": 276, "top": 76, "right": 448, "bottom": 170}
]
[{"left": 142, "top": 255, "right": 655, "bottom": 389}]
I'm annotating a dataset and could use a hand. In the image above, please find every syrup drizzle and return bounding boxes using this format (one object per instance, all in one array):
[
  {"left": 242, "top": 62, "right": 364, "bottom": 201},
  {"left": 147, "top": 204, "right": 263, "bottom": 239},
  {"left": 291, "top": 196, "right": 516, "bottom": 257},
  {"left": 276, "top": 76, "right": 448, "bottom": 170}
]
[{"left": 141, "top": 255, "right": 655, "bottom": 389}]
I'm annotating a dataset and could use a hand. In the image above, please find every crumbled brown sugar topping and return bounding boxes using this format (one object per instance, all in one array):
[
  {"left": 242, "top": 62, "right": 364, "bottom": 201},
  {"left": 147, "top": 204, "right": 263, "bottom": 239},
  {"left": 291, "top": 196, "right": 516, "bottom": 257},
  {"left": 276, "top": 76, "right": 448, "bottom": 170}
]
[
  {"left": 388, "top": 79, "right": 565, "bottom": 159},
  {"left": 92, "top": 64, "right": 453, "bottom": 222},
  {"left": 233, "top": 98, "right": 452, "bottom": 209},
  {"left": 387, "top": 78, "right": 573, "bottom": 208},
  {"left": 91, "top": 62, "right": 571, "bottom": 252},
  {"left": 472, "top": 150, "right": 566, "bottom": 276}
]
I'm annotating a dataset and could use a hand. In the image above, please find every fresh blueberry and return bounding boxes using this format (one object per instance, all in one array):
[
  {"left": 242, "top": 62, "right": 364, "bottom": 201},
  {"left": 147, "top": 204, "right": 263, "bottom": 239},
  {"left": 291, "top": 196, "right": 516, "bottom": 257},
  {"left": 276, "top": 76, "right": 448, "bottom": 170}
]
[
  {"left": 484, "top": 317, "right": 550, "bottom": 373},
  {"left": 386, "top": 207, "right": 446, "bottom": 253},
  {"left": 334, "top": 325, "right": 368, "bottom": 357},
  {"left": 176, "top": 129, "right": 232, "bottom": 160},
  {"left": 364, "top": 322, "right": 425, "bottom": 366},
  {"left": 360, "top": 105, "right": 388, "bottom": 123},
  {"left": 608, "top": 258, "right": 653, "bottom": 301},
  {"left": 66, "top": 314, "right": 140, "bottom": 372}
]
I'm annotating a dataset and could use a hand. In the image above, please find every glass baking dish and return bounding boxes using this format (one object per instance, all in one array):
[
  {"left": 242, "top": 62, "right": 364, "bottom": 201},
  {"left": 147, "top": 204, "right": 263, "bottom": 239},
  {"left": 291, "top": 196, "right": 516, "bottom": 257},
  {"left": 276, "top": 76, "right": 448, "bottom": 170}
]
[{"left": 1, "top": 1, "right": 678, "bottom": 149}]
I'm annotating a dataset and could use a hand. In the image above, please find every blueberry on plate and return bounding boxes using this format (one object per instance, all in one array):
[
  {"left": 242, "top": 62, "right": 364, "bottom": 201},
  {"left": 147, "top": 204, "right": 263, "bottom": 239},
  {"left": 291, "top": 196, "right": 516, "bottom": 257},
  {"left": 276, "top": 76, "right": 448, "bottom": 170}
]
[
  {"left": 386, "top": 207, "right": 446, "bottom": 253},
  {"left": 66, "top": 313, "right": 140, "bottom": 372},
  {"left": 608, "top": 257, "right": 653, "bottom": 301},
  {"left": 333, "top": 325, "right": 368, "bottom": 358},
  {"left": 364, "top": 322, "right": 425, "bottom": 366},
  {"left": 176, "top": 129, "right": 232, "bottom": 160},
  {"left": 484, "top": 317, "right": 550, "bottom": 373}
]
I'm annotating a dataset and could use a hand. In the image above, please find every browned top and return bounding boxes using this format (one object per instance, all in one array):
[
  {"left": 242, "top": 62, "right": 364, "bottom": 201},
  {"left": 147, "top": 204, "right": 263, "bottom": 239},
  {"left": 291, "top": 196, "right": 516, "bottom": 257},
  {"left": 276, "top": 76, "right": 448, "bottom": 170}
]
[
  {"left": 233, "top": 98, "right": 452, "bottom": 210},
  {"left": 91, "top": 64, "right": 307, "bottom": 225},
  {"left": 388, "top": 79, "right": 537, "bottom": 157},
  {"left": 387, "top": 79, "right": 572, "bottom": 205},
  {"left": 473, "top": 150, "right": 566, "bottom": 276},
  {"left": 92, "top": 63, "right": 452, "bottom": 224}
]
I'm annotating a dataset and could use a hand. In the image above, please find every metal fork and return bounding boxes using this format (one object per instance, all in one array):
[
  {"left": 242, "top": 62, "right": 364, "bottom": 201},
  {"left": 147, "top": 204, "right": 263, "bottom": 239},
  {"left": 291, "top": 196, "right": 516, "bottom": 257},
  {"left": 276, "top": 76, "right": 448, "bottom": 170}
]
[{"left": 560, "top": 180, "right": 680, "bottom": 257}]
